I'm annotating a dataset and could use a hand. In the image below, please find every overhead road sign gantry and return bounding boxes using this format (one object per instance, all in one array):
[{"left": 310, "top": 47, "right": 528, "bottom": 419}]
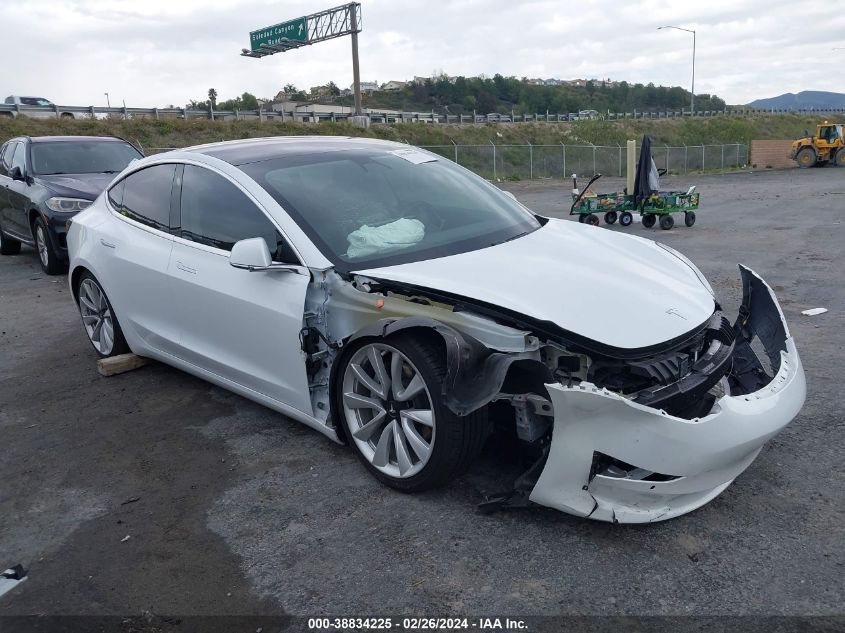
[
  {"left": 241, "top": 3, "right": 364, "bottom": 115},
  {"left": 249, "top": 17, "right": 309, "bottom": 51}
]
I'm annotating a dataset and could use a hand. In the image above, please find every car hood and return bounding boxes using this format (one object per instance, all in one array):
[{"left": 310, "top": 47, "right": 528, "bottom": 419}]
[
  {"left": 355, "top": 218, "right": 716, "bottom": 350},
  {"left": 35, "top": 173, "right": 115, "bottom": 199}
]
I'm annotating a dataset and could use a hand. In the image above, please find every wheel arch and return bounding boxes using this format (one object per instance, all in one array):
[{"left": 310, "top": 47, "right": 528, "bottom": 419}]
[
  {"left": 69, "top": 264, "right": 92, "bottom": 304},
  {"left": 329, "top": 316, "right": 551, "bottom": 421},
  {"left": 29, "top": 208, "right": 42, "bottom": 233}
]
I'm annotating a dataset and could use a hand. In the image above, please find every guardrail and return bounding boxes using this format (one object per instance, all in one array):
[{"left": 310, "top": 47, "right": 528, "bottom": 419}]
[{"left": 2, "top": 103, "right": 844, "bottom": 125}]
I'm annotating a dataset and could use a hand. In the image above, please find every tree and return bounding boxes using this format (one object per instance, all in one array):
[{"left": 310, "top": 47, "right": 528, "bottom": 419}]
[
  {"left": 284, "top": 83, "right": 297, "bottom": 95},
  {"left": 326, "top": 81, "right": 341, "bottom": 96},
  {"left": 238, "top": 92, "right": 259, "bottom": 110},
  {"left": 207, "top": 88, "right": 217, "bottom": 108}
]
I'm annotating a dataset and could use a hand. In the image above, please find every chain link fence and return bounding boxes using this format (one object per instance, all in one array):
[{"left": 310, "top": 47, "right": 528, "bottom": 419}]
[
  {"left": 145, "top": 142, "right": 748, "bottom": 178},
  {"left": 419, "top": 143, "right": 748, "bottom": 180}
]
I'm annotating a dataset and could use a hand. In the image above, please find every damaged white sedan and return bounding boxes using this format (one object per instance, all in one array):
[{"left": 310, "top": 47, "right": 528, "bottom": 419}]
[{"left": 66, "top": 137, "right": 806, "bottom": 523}]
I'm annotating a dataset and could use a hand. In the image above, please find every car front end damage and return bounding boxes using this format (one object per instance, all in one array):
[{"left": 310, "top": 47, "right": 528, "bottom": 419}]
[
  {"left": 526, "top": 265, "right": 804, "bottom": 522},
  {"left": 303, "top": 263, "right": 804, "bottom": 523}
]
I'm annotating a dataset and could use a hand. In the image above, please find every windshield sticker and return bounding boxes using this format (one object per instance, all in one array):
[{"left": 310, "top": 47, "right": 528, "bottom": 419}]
[{"left": 389, "top": 148, "right": 438, "bottom": 164}]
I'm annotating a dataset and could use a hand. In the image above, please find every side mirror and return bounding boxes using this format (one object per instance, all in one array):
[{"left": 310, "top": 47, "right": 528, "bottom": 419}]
[
  {"left": 10, "top": 166, "right": 25, "bottom": 182},
  {"left": 229, "top": 237, "right": 302, "bottom": 273}
]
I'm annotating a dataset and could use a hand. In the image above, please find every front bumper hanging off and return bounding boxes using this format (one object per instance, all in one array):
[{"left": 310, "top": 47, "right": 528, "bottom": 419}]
[{"left": 529, "top": 265, "right": 806, "bottom": 523}]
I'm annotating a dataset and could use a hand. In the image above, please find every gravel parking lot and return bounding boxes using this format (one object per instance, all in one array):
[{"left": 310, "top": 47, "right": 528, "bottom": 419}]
[{"left": 0, "top": 168, "right": 843, "bottom": 618}]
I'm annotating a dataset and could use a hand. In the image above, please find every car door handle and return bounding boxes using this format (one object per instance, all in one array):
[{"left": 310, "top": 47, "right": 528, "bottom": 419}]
[
  {"left": 175, "top": 261, "right": 197, "bottom": 274},
  {"left": 100, "top": 239, "right": 116, "bottom": 248}
]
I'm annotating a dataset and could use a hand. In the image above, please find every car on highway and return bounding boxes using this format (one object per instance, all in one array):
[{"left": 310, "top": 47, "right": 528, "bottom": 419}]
[
  {"left": 2, "top": 95, "right": 81, "bottom": 119},
  {"left": 576, "top": 109, "right": 601, "bottom": 121},
  {"left": 0, "top": 136, "right": 144, "bottom": 273},
  {"left": 65, "top": 137, "right": 806, "bottom": 523}
]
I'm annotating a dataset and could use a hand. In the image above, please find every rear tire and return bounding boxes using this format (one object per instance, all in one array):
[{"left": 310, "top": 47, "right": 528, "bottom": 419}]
[
  {"left": 660, "top": 214, "right": 675, "bottom": 230},
  {"left": 834, "top": 148, "right": 845, "bottom": 168},
  {"left": 619, "top": 211, "right": 633, "bottom": 227},
  {"left": 75, "top": 271, "right": 130, "bottom": 358},
  {"left": 795, "top": 147, "right": 816, "bottom": 168},
  {"left": 0, "top": 228, "right": 22, "bottom": 255},
  {"left": 604, "top": 211, "right": 618, "bottom": 224},
  {"left": 684, "top": 211, "right": 696, "bottom": 227},
  {"left": 642, "top": 213, "right": 656, "bottom": 228},
  {"left": 578, "top": 214, "right": 586, "bottom": 223},
  {"left": 337, "top": 336, "right": 488, "bottom": 493},
  {"left": 585, "top": 214, "right": 600, "bottom": 226}
]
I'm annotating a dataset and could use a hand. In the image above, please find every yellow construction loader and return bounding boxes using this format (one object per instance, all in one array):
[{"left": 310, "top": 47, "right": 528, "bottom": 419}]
[{"left": 791, "top": 122, "right": 845, "bottom": 168}]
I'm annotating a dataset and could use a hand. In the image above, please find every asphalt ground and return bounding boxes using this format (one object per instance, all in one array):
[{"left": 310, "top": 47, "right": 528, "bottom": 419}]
[{"left": 0, "top": 167, "right": 842, "bottom": 621}]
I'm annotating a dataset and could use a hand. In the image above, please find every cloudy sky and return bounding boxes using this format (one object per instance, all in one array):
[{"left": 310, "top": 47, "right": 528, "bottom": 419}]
[{"left": 1, "top": 0, "right": 842, "bottom": 108}]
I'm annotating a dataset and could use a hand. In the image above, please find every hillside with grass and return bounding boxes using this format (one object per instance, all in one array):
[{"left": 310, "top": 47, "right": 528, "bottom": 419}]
[
  {"left": 281, "top": 75, "right": 728, "bottom": 116},
  {"left": 1, "top": 114, "right": 830, "bottom": 154}
]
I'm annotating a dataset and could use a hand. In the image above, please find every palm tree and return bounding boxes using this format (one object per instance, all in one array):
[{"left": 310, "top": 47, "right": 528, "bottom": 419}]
[{"left": 207, "top": 88, "right": 218, "bottom": 108}]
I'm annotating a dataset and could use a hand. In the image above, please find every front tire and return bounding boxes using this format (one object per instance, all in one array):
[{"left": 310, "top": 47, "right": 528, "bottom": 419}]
[
  {"left": 76, "top": 271, "right": 129, "bottom": 358},
  {"left": 337, "top": 336, "right": 487, "bottom": 492},
  {"left": 685, "top": 211, "right": 696, "bottom": 227},
  {"left": 834, "top": 148, "right": 845, "bottom": 168},
  {"left": 642, "top": 213, "right": 656, "bottom": 228},
  {"left": 33, "top": 217, "right": 64, "bottom": 275},
  {"left": 795, "top": 147, "right": 816, "bottom": 168},
  {"left": 619, "top": 211, "right": 633, "bottom": 227}
]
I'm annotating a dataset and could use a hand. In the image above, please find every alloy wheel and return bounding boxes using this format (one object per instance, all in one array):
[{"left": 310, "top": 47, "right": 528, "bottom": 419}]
[
  {"left": 36, "top": 226, "right": 49, "bottom": 267},
  {"left": 78, "top": 278, "right": 116, "bottom": 355},
  {"left": 342, "top": 343, "right": 436, "bottom": 479}
]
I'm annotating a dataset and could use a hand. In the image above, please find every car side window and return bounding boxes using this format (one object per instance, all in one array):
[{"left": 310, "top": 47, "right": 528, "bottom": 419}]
[
  {"left": 178, "top": 165, "right": 299, "bottom": 264},
  {"left": 107, "top": 179, "right": 125, "bottom": 210},
  {"left": 10, "top": 142, "right": 26, "bottom": 174},
  {"left": 114, "top": 164, "right": 177, "bottom": 232}
]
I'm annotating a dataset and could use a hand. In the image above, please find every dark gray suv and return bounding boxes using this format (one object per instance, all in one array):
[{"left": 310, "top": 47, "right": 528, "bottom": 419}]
[{"left": 0, "top": 136, "right": 143, "bottom": 274}]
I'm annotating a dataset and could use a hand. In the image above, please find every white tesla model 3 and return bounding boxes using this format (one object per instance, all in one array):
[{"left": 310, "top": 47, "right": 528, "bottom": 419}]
[{"left": 67, "top": 137, "right": 805, "bottom": 523}]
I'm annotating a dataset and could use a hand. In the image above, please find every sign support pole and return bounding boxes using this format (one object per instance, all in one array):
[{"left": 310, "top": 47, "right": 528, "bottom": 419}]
[{"left": 350, "top": 3, "right": 363, "bottom": 116}]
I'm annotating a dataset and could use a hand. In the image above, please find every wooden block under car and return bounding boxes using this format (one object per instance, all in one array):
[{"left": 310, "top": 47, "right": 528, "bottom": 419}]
[{"left": 96, "top": 353, "right": 151, "bottom": 377}]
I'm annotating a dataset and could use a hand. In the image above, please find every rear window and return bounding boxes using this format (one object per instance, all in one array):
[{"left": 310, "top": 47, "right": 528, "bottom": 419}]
[{"left": 31, "top": 141, "right": 142, "bottom": 176}]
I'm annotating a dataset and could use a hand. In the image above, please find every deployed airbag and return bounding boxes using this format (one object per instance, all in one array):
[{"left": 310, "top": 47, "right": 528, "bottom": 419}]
[{"left": 346, "top": 218, "right": 425, "bottom": 259}]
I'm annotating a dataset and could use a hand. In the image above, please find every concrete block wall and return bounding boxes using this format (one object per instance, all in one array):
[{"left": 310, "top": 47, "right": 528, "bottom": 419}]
[{"left": 751, "top": 140, "right": 796, "bottom": 169}]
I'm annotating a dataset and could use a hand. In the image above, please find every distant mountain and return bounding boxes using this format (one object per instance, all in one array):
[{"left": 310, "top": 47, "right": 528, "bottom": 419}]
[{"left": 749, "top": 91, "right": 845, "bottom": 110}]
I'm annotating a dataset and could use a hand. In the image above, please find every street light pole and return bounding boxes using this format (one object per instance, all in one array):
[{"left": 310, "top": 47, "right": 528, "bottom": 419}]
[
  {"left": 658, "top": 25, "right": 696, "bottom": 115},
  {"left": 104, "top": 92, "right": 111, "bottom": 109}
]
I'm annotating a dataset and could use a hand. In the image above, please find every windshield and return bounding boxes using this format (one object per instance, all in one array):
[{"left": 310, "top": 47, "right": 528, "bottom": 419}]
[
  {"left": 240, "top": 148, "right": 540, "bottom": 269},
  {"left": 31, "top": 141, "right": 142, "bottom": 176}
]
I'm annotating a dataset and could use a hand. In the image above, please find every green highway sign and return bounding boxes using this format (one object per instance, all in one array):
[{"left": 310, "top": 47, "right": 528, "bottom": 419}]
[{"left": 250, "top": 17, "right": 309, "bottom": 51}]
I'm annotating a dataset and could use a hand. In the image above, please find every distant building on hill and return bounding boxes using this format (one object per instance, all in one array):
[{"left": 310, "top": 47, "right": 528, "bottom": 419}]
[
  {"left": 381, "top": 80, "right": 408, "bottom": 91},
  {"left": 351, "top": 81, "right": 379, "bottom": 93}
]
